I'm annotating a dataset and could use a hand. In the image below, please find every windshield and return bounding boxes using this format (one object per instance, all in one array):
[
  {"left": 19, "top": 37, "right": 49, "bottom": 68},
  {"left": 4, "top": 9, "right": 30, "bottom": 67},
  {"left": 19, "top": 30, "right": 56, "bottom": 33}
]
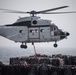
[{"left": 50, "top": 23, "right": 58, "bottom": 31}]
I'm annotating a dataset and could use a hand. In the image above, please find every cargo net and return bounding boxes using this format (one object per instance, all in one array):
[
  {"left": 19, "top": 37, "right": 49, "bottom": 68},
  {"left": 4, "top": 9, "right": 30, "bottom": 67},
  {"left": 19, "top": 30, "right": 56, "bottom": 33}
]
[
  {"left": 0, "top": 54, "right": 76, "bottom": 75},
  {"left": 10, "top": 54, "right": 76, "bottom": 66}
]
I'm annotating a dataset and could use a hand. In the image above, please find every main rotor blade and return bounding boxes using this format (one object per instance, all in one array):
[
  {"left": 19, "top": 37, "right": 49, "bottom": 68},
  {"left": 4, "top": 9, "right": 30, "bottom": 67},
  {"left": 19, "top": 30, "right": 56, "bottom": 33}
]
[
  {"left": 37, "top": 6, "right": 69, "bottom": 13},
  {"left": 41, "top": 11, "right": 76, "bottom": 14},
  {"left": 0, "top": 8, "right": 29, "bottom": 14}
]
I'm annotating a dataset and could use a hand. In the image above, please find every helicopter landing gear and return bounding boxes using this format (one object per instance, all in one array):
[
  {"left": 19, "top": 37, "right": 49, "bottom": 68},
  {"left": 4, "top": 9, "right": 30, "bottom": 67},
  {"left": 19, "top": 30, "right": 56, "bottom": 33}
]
[
  {"left": 20, "top": 43, "right": 27, "bottom": 49},
  {"left": 53, "top": 42, "right": 58, "bottom": 48}
]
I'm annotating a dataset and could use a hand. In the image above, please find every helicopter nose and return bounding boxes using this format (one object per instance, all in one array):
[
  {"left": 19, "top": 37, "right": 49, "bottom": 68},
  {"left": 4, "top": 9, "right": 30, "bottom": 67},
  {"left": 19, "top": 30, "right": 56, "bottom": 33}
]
[
  {"left": 60, "top": 32, "right": 70, "bottom": 39},
  {"left": 66, "top": 32, "right": 70, "bottom": 36}
]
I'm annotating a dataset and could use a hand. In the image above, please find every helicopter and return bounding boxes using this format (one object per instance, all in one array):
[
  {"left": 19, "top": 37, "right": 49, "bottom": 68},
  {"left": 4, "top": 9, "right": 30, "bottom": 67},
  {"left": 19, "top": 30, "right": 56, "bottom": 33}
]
[{"left": 0, "top": 6, "right": 76, "bottom": 49}]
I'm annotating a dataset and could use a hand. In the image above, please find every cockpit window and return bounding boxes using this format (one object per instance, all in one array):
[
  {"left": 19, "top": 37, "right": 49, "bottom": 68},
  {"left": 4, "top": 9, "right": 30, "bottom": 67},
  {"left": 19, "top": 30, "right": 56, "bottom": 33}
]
[{"left": 50, "top": 24, "right": 58, "bottom": 31}]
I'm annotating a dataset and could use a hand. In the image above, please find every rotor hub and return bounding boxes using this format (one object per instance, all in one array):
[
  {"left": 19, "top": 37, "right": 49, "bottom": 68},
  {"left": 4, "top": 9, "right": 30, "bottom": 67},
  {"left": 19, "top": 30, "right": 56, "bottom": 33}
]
[
  {"left": 30, "top": 11, "right": 36, "bottom": 14},
  {"left": 30, "top": 11, "right": 37, "bottom": 16}
]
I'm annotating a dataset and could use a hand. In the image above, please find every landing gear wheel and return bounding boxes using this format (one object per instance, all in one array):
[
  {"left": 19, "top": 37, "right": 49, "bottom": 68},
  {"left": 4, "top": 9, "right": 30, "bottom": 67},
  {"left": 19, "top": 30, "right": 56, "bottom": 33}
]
[
  {"left": 20, "top": 45, "right": 24, "bottom": 48},
  {"left": 54, "top": 43, "right": 58, "bottom": 48},
  {"left": 20, "top": 45, "right": 27, "bottom": 49},
  {"left": 24, "top": 45, "right": 27, "bottom": 49}
]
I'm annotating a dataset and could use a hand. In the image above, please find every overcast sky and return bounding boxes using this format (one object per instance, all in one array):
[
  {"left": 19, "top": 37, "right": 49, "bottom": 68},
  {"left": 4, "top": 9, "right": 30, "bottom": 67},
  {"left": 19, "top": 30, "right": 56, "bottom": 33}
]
[{"left": 0, "top": 0, "right": 76, "bottom": 49}]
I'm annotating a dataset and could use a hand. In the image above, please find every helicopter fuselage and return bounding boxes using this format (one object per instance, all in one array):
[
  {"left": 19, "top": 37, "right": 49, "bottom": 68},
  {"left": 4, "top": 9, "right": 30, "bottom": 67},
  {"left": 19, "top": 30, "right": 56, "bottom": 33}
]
[{"left": 0, "top": 16, "right": 70, "bottom": 48}]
